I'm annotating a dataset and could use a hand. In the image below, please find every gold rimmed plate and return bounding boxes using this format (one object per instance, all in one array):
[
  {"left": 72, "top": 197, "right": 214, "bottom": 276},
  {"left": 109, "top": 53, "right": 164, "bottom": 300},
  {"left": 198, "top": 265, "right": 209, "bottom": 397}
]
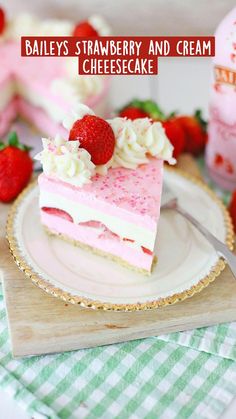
[{"left": 7, "top": 169, "right": 234, "bottom": 311}]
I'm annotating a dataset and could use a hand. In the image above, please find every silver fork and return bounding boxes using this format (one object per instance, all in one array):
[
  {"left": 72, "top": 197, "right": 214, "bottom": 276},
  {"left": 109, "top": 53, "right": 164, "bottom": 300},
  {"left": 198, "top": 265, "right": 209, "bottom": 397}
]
[{"left": 161, "top": 183, "right": 236, "bottom": 278}]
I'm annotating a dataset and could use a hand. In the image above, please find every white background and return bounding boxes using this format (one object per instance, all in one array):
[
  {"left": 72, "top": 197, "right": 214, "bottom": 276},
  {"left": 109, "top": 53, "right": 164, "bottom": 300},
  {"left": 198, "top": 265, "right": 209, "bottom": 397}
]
[
  {"left": 2, "top": 0, "right": 236, "bottom": 36},
  {"left": 1, "top": 0, "right": 236, "bottom": 417}
]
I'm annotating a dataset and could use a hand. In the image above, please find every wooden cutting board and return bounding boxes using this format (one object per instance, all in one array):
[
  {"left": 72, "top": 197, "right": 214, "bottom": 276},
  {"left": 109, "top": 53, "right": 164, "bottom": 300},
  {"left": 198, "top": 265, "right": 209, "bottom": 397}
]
[{"left": 1, "top": 155, "right": 236, "bottom": 358}]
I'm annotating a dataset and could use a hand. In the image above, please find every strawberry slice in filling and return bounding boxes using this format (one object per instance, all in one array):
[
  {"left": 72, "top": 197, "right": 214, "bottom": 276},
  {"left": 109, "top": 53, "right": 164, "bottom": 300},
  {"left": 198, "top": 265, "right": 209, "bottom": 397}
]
[
  {"left": 41, "top": 207, "right": 73, "bottom": 222},
  {"left": 41, "top": 208, "right": 153, "bottom": 254}
]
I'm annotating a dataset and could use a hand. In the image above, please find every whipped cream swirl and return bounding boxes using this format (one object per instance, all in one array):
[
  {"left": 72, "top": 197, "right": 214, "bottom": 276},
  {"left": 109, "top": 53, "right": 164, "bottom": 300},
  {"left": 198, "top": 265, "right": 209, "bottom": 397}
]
[
  {"left": 98, "top": 117, "right": 175, "bottom": 172},
  {"left": 63, "top": 104, "right": 95, "bottom": 130},
  {"left": 51, "top": 13, "right": 111, "bottom": 102},
  {"left": 35, "top": 135, "right": 95, "bottom": 187},
  {"left": 88, "top": 15, "right": 111, "bottom": 36},
  {"left": 62, "top": 105, "right": 176, "bottom": 174},
  {"left": 36, "top": 105, "right": 175, "bottom": 186},
  {"left": 51, "top": 58, "right": 104, "bottom": 103},
  {"left": 5, "top": 13, "right": 73, "bottom": 39},
  {"left": 5, "top": 13, "right": 111, "bottom": 39}
]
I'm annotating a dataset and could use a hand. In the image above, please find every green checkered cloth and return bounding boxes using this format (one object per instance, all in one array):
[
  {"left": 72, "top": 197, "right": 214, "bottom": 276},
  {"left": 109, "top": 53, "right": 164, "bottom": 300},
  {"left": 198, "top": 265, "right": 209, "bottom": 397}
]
[
  {"left": 0, "top": 287, "right": 236, "bottom": 419},
  {"left": 1, "top": 160, "right": 236, "bottom": 418}
]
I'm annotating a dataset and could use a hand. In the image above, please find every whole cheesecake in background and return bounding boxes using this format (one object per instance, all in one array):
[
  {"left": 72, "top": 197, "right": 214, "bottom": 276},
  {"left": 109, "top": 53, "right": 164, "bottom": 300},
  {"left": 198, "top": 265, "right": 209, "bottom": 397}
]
[
  {"left": 36, "top": 104, "right": 175, "bottom": 274},
  {"left": 0, "top": 9, "right": 111, "bottom": 138},
  {"left": 206, "top": 6, "right": 236, "bottom": 191}
]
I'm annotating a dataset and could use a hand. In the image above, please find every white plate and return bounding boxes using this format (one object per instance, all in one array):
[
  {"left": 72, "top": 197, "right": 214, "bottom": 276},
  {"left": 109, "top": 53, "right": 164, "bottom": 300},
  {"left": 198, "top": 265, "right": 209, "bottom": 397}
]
[{"left": 7, "top": 169, "right": 233, "bottom": 311}]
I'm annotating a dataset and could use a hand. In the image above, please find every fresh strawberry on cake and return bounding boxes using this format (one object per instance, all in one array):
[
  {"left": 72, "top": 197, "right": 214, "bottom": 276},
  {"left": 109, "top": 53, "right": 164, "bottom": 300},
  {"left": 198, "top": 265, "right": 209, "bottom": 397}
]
[{"left": 35, "top": 105, "right": 175, "bottom": 274}]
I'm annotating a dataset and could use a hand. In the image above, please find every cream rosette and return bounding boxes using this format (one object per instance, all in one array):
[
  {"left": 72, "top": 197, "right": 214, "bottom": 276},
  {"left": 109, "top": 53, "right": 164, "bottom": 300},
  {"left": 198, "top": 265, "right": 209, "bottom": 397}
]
[
  {"left": 5, "top": 13, "right": 73, "bottom": 39},
  {"left": 35, "top": 135, "right": 95, "bottom": 187},
  {"left": 51, "top": 59, "right": 104, "bottom": 103},
  {"left": 36, "top": 105, "right": 176, "bottom": 186},
  {"left": 108, "top": 117, "right": 176, "bottom": 170},
  {"left": 62, "top": 105, "right": 176, "bottom": 176}
]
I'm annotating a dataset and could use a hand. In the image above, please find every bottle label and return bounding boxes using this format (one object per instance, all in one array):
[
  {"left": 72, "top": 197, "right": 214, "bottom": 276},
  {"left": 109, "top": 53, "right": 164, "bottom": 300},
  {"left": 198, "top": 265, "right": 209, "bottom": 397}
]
[{"left": 214, "top": 65, "right": 236, "bottom": 86}]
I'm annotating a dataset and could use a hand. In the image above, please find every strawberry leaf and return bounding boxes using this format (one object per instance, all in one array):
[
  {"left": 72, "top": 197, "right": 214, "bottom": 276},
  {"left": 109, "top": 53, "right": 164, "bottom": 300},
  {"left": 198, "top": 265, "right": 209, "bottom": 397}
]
[
  {"left": 8, "top": 131, "right": 19, "bottom": 147},
  {"left": 129, "top": 99, "right": 144, "bottom": 109},
  {"left": 142, "top": 100, "right": 166, "bottom": 120},
  {"left": 118, "top": 99, "right": 143, "bottom": 113},
  {"left": 119, "top": 99, "right": 166, "bottom": 120},
  {"left": 194, "top": 109, "right": 208, "bottom": 132},
  {"left": 167, "top": 111, "right": 178, "bottom": 119},
  {"left": 7, "top": 131, "right": 32, "bottom": 152},
  {"left": 0, "top": 142, "right": 5, "bottom": 151},
  {"left": 18, "top": 144, "right": 32, "bottom": 152}
]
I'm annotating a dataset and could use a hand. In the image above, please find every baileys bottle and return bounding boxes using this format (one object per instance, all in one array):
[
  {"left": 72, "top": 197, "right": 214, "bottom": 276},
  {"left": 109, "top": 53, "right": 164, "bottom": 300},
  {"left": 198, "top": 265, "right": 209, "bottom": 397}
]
[{"left": 206, "top": 7, "right": 236, "bottom": 190}]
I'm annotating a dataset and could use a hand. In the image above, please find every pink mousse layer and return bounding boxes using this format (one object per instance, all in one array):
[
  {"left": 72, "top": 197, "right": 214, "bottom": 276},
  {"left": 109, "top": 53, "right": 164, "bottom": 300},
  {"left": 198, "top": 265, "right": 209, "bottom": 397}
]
[
  {"left": 0, "top": 96, "right": 67, "bottom": 138},
  {"left": 41, "top": 211, "right": 153, "bottom": 271},
  {"left": 0, "top": 97, "right": 18, "bottom": 136},
  {"left": 0, "top": 41, "right": 109, "bottom": 136},
  {"left": 38, "top": 158, "right": 163, "bottom": 230},
  {"left": 0, "top": 70, "right": 16, "bottom": 136},
  {"left": 13, "top": 40, "right": 110, "bottom": 114},
  {"left": 17, "top": 97, "right": 67, "bottom": 138}
]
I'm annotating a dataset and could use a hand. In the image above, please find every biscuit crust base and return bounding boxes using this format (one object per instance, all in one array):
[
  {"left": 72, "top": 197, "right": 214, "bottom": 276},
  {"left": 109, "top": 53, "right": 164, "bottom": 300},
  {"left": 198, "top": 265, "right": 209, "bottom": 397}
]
[{"left": 44, "top": 226, "right": 157, "bottom": 276}]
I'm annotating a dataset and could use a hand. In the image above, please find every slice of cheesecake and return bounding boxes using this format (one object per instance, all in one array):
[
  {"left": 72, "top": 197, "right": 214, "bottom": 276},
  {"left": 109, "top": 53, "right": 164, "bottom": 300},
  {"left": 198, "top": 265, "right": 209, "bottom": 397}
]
[{"left": 36, "top": 105, "right": 175, "bottom": 274}]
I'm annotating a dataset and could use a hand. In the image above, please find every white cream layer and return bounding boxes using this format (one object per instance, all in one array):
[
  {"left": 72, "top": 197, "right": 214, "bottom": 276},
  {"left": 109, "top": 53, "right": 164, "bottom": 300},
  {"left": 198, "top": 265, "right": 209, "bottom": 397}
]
[
  {"left": 0, "top": 80, "right": 15, "bottom": 111},
  {"left": 0, "top": 79, "right": 108, "bottom": 123},
  {"left": 39, "top": 189, "right": 157, "bottom": 249},
  {"left": 15, "top": 82, "right": 67, "bottom": 123}
]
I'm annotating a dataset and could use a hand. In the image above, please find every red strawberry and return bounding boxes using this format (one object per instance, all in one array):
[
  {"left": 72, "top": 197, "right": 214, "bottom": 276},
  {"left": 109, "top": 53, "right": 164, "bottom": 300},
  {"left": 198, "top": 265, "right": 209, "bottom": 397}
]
[
  {"left": 225, "top": 159, "right": 234, "bottom": 174},
  {"left": 119, "top": 107, "right": 149, "bottom": 120},
  {"left": 214, "top": 83, "right": 222, "bottom": 93},
  {"left": 69, "top": 115, "right": 115, "bottom": 165},
  {"left": 230, "top": 53, "right": 236, "bottom": 63},
  {"left": 118, "top": 99, "right": 165, "bottom": 120},
  {"left": 41, "top": 207, "right": 73, "bottom": 222},
  {"left": 162, "top": 118, "right": 185, "bottom": 159},
  {"left": 141, "top": 246, "right": 153, "bottom": 255},
  {"left": 0, "top": 132, "right": 33, "bottom": 203},
  {"left": 73, "top": 21, "right": 98, "bottom": 37},
  {"left": 0, "top": 7, "right": 5, "bottom": 35},
  {"left": 214, "top": 153, "right": 224, "bottom": 166},
  {"left": 176, "top": 110, "right": 208, "bottom": 156},
  {"left": 228, "top": 191, "right": 236, "bottom": 233}
]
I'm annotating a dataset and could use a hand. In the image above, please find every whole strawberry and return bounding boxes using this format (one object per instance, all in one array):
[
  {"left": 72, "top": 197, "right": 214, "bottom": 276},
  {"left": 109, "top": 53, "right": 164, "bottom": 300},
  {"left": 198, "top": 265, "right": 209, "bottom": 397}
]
[
  {"left": 119, "top": 99, "right": 165, "bottom": 121},
  {"left": 73, "top": 21, "right": 98, "bottom": 37},
  {"left": 0, "top": 7, "right": 5, "bottom": 35},
  {"left": 162, "top": 118, "right": 186, "bottom": 159},
  {"left": 119, "top": 106, "right": 149, "bottom": 120},
  {"left": 69, "top": 115, "right": 115, "bottom": 165},
  {"left": 228, "top": 191, "right": 236, "bottom": 233},
  {"left": 176, "top": 110, "right": 208, "bottom": 156},
  {"left": 0, "top": 132, "right": 33, "bottom": 203}
]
